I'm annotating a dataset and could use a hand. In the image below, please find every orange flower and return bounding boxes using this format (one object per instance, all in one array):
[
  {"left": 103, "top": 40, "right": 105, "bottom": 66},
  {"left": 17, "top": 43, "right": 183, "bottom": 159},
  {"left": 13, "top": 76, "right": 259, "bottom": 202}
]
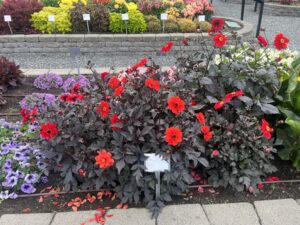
[
  {"left": 145, "top": 78, "right": 160, "bottom": 91},
  {"left": 196, "top": 112, "right": 205, "bottom": 125},
  {"left": 165, "top": 127, "right": 183, "bottom": 146},
  {"left": 95, "top": 150, "right": 114, "bottom": 169},
  {"left": 168, "top": 96, "right": 185, "bottom": 115},
  {"left": 108, "top": 76, "right": 120, "bottom": 89},
  {"left": 97, "top": 101, "right": 110, "bottom": 118},
  {"left": 214, "top": 100, "right": 224, "bottom": 110},
  {"left": 259, "top": 119, "right": 273, "bottom": 139},
  {"left": 114, "top": 86, "right": 124, "bottom": 96},
  {"left": 213, "top": 33, "right": 227, "bottom": 48}
]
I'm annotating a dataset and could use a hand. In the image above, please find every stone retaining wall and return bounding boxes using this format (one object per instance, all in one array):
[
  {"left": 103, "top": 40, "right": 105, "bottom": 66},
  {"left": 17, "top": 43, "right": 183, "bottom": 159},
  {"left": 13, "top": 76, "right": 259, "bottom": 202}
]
[
  {"left": 0, "top": 18, "right": 253, "bottom": 56},
  {"left": 263, "top": 2, "right": 300, "bottom": 16}
]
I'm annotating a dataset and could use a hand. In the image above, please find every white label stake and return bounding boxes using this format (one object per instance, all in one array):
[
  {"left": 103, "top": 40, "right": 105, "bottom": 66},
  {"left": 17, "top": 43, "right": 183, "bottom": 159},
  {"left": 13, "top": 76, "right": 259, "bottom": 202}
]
[
  {"left": 83, "top": 14, "right": 91, "bottom": 33},
  {"left": 121, "top": 14, "right": 129, "bottom": 34},
  {"left": 198, "top": 15, "right": 206, "bottom": 22},
  {"left": 4, "top": 15, "right": 13, "bottom": 34},
  {"left": 160, "top": 14, "right": 168, "bottom": 33}
]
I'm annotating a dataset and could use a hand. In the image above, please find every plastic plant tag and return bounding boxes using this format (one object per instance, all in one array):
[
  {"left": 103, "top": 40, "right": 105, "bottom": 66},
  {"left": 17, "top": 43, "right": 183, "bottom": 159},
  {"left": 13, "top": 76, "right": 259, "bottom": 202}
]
[
  {"left": 145, "top": 153, "right": 170, "bottom": 172},
  {"left": 121, "top": 13, "right": 129, "bottom": 21},
  {"left": 48, "top": 15, "right": 55, "bottom": 22},
  {"left": 198, "top": 15, "right": 205, "bottom": 22},
  {"left": 4, "top": 15, "right": 12, "bottom": 22},
  {"left": 160, "top": 13, "right": 168, "bottom": 21},
  {"left": 83, "top": 14, "right": 91, "bottom": 21},
  {"left": 225, "top": 21, "right": 241, "bottom": 29}
]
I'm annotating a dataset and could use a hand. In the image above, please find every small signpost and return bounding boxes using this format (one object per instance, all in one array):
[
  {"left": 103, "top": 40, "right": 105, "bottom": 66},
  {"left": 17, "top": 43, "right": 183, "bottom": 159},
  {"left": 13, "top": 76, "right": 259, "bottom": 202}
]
[
  {"left": 83, "top": 14, "right": 91, "bottom": 33},
  {"left": 160, "top": 13, "right": 168, "bottom": 33},
  {"left": 48, "top": 15, "right": 56, "bottom": 33},
  {"left": 198, "top": 15, "right": 206, "bottom": 22},
  {"left": 121, "top": 13, "right": 129, "bottom": 34},
  {"left": 4, "top": 15, "right": 13, "bottom": 34},
  {"left": 145, "top": 153, "right": 171, "bottom": 199},
  {"left": 69, "top": 47, "right": 81, "bottom": 76}
]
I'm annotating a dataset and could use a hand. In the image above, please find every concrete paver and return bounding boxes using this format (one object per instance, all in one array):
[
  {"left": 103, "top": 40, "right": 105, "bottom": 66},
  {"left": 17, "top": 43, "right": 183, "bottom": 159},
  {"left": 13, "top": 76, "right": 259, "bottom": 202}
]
[
  {"left": 203, "top": 202, "right": 260, "bottom": 225},
  {"left": 0, "top": 213, "right": 54, "bottom": 225},
  {"left": 157, "top": 204, "right": 210, "bottom": 225},
  {"left": 51, "top": 209, "right": 155, "bottom": 225},
  {"left": 254, "top": 199, "right": 300, "bottom": 225}
]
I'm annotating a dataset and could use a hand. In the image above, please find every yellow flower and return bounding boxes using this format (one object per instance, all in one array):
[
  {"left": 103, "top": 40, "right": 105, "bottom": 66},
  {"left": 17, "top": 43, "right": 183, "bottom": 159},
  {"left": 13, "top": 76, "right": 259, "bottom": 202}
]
[
  {"left": 115, "top": 0, "right": 124, "bottom": 5},
  {"left": 297, "top": 76, "right": 300, "bottom": 82},
  {"left": 114, "top": 4, "right": 119, "bottom": 9}
]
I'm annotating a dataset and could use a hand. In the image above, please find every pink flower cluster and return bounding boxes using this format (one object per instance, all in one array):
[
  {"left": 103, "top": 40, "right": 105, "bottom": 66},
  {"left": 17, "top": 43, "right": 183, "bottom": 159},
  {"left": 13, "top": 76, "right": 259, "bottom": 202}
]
[{"left": 182, "top": 0, "right": 214, "bottom": 19}]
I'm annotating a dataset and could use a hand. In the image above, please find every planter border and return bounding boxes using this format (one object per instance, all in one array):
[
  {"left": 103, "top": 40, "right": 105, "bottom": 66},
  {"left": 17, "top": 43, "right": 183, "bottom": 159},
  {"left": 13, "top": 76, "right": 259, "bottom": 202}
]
[
  {"left": 263, "top": 2, "right": 300, "bottom": 17},
  {"left": 0, "top": 17, "right": 253, "bottom": 55}
]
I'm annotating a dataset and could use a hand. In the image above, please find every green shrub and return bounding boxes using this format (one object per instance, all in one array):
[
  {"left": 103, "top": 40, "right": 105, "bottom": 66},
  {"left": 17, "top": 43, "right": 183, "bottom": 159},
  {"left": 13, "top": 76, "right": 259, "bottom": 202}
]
[
  {"left": 109, "top": 10, "right": 146, "bottom": 33},
  {"left": 145, "top": 15, "right": 161, "bottom": 33},
  {"left": 70, "top": 2, "right": 109, "bottom": 33},
  {"left": 41, "top": 0, "right": 59, "bottom": 7},
  {"left": 31, "top": 7, "right": 72, "bottom": 34},
  {"left": 164, "top": 21, "right": 178, "bottom": 33},
  {"left": 177, "top": 18, "right": 197, "bottom": 33},
  {"left": 194, "top": 20, "right": 212, "bottom": 32}
]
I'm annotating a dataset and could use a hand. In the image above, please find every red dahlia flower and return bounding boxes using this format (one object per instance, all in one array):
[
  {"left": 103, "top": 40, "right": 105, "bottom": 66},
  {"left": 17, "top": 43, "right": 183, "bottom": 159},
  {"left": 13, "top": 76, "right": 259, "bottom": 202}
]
[
  {"left": 145, "top": 78, "right": 160, "bottom": 91},
  {"left": 211, "top": 18, "right": 225, "bottom": 32},
  {"left": 213, "top": 33, "right": 227, "bottom": 48},
  {"left": 71, "top": 83, "right": 81, "bottom": 94},
  {"left": 201, "top": 125, "right": 210, "bottom": 134},
  {"left": 181, "top": 39, "right": 189, "bottom": 45},
  {"left": 274, "top": 33, "right": 289, "bottom": 50},
  {"left": 196, "top": 112, "right": 205, "bottom": 125},
  {"left": 259, "top": 119, "right": 273, "bottom": 139},
  {"left": 257, "top": 183, "right": 264, "bottom": 189},
  {"left": 95, "top": 150, "right": 114, "bottom": 169},
  {"left": 129, "top": 58, "right": 148, "bottom": 72},
  {"left": 214, "top": 100, "right": 224, "bottom": 110},
  {"left": 168, "top": 96, "right": 185, "bottom": 115},
  {"left": 40, "top": 122, "right": 58, "bottom": 140},
  {"left": 257, "top": 35, "right": 268, "bottom": 47},
  {"left": 108, "top": 76, "right": 120, "bottom": 89},
  {"left": 100, "top": 72, "right": 110, "bottom": 80},
  {"left": 161, "top": 41, "right": 173, "bottom": 53},
  {"left": 114, "top": 86, "right": 124, "bottom": 96},
  {"left": 204, "top": 132, "right": 213, "bottom": 142},
  {"left": 165, "top": 127, "right": 183, "bottom": 146},
  {"left": 21, "top": 107, "right": 38, "bottom": 124},
  {"left": 97, "top": 101, "right": 110, "bottom": 118},
  {"left": 266, "top": 176, "right": 280, "bottom": 182},
  {"left": 110, "top": 113, "right": 123, "bottom": 130}
]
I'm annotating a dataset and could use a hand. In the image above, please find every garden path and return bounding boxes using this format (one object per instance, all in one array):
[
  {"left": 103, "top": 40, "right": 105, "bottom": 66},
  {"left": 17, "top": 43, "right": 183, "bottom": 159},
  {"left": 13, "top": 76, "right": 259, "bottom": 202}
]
[{"left": 0, "top": 198, "right": 300, "bottom": 225}]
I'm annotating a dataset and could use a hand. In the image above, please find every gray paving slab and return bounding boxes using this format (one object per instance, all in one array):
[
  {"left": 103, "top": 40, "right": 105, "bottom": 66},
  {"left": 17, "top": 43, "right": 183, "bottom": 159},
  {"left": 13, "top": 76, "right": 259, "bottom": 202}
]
[
  {"left": 254, "top": 199, "right": 300, "bottom": 225},
  {"left": 157, "top": 204, "right": 210, "bottom": 225},
  {"left": 203, "top": 202, "right": 260, "bottom": 225},
  {"left": 51, "top": 209, "right": 155, "bottom": 225},
  {"left": 0, "top": 213, "right": 54, "bottom": 225}
]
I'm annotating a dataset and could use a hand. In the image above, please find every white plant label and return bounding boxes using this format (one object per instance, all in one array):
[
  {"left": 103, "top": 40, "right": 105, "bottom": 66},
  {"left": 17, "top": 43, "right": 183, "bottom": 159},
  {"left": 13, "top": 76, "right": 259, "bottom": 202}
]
[
  {"left": 48, "top": 15, "right": 55, "bottom": 22},
  {"left": 4, "top": 15, "right": 12, "bottom": 22},
  {"left": 160, "top": 13, "right": 168, "bottom": 21},
  {"left": 198, "top": 15, "right": 206, "bottom": 22},
  {"left": 83, "top": 14, "right": 91, "bottom": 21},
  {"left": 121, "top": 13, "right": 129, "bottom": 21},
  {"left": 145, "top": 153, "right": 170, "bottom": 172}
]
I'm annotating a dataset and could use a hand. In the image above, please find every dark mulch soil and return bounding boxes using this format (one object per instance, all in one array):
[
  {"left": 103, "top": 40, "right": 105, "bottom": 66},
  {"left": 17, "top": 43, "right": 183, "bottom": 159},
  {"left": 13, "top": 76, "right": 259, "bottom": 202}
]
[{"left": 0, "top": 158, "right": 299, "bottom": 216}]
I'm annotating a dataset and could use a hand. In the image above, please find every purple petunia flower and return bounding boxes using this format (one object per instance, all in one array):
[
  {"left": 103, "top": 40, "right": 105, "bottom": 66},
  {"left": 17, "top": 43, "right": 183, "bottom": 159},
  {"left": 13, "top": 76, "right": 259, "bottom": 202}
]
[
  {"left": 0, "top": 191, "right": 18, "bottom": 200},
  {"left": 34, "top": 72, "right": 63, "bottom": 90},
  {"left": 41, "top": 176, "right": 48, "bottom": 184},
  {"left": 24, "top": 173, "right": 38, "bottom": 184},
  {"left": 2, "top": 176, "right": 18, "bottom": 187},
  {"left": 21, "top": 183, "right": 36, "bottom": 194}
]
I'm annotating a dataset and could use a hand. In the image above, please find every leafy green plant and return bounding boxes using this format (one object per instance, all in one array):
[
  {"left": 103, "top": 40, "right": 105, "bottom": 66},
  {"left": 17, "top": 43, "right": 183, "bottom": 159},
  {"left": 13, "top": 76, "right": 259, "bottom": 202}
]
[
  {"left": 41, "top": 0, "right": 59, "bottom": 7},
  {"left": 145, "top": 15, "right": 161, "bottom": 33},
  {"left": 0, "top": 0, "right": 42, "bottom": 34},
  {"left": 31, "top": 7, "right": 72, "bottom": 33},
  {"left": 194, "top": 20, "right": 212, "bottom": 32},
  {"left": 70, "top": 2, "right": 109, "bottom": 33},
  {"left": 109, "top": 10, "right": 146, "bottom": 33},
  {"left": 0, "top": 57, "right": 23, "bottom": 95},
  {"left": 276, "top": 57, "right": 300, "bottom": 170},
  {"left": 177, "top": 18, "right": 197, "bottom": 33}
]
